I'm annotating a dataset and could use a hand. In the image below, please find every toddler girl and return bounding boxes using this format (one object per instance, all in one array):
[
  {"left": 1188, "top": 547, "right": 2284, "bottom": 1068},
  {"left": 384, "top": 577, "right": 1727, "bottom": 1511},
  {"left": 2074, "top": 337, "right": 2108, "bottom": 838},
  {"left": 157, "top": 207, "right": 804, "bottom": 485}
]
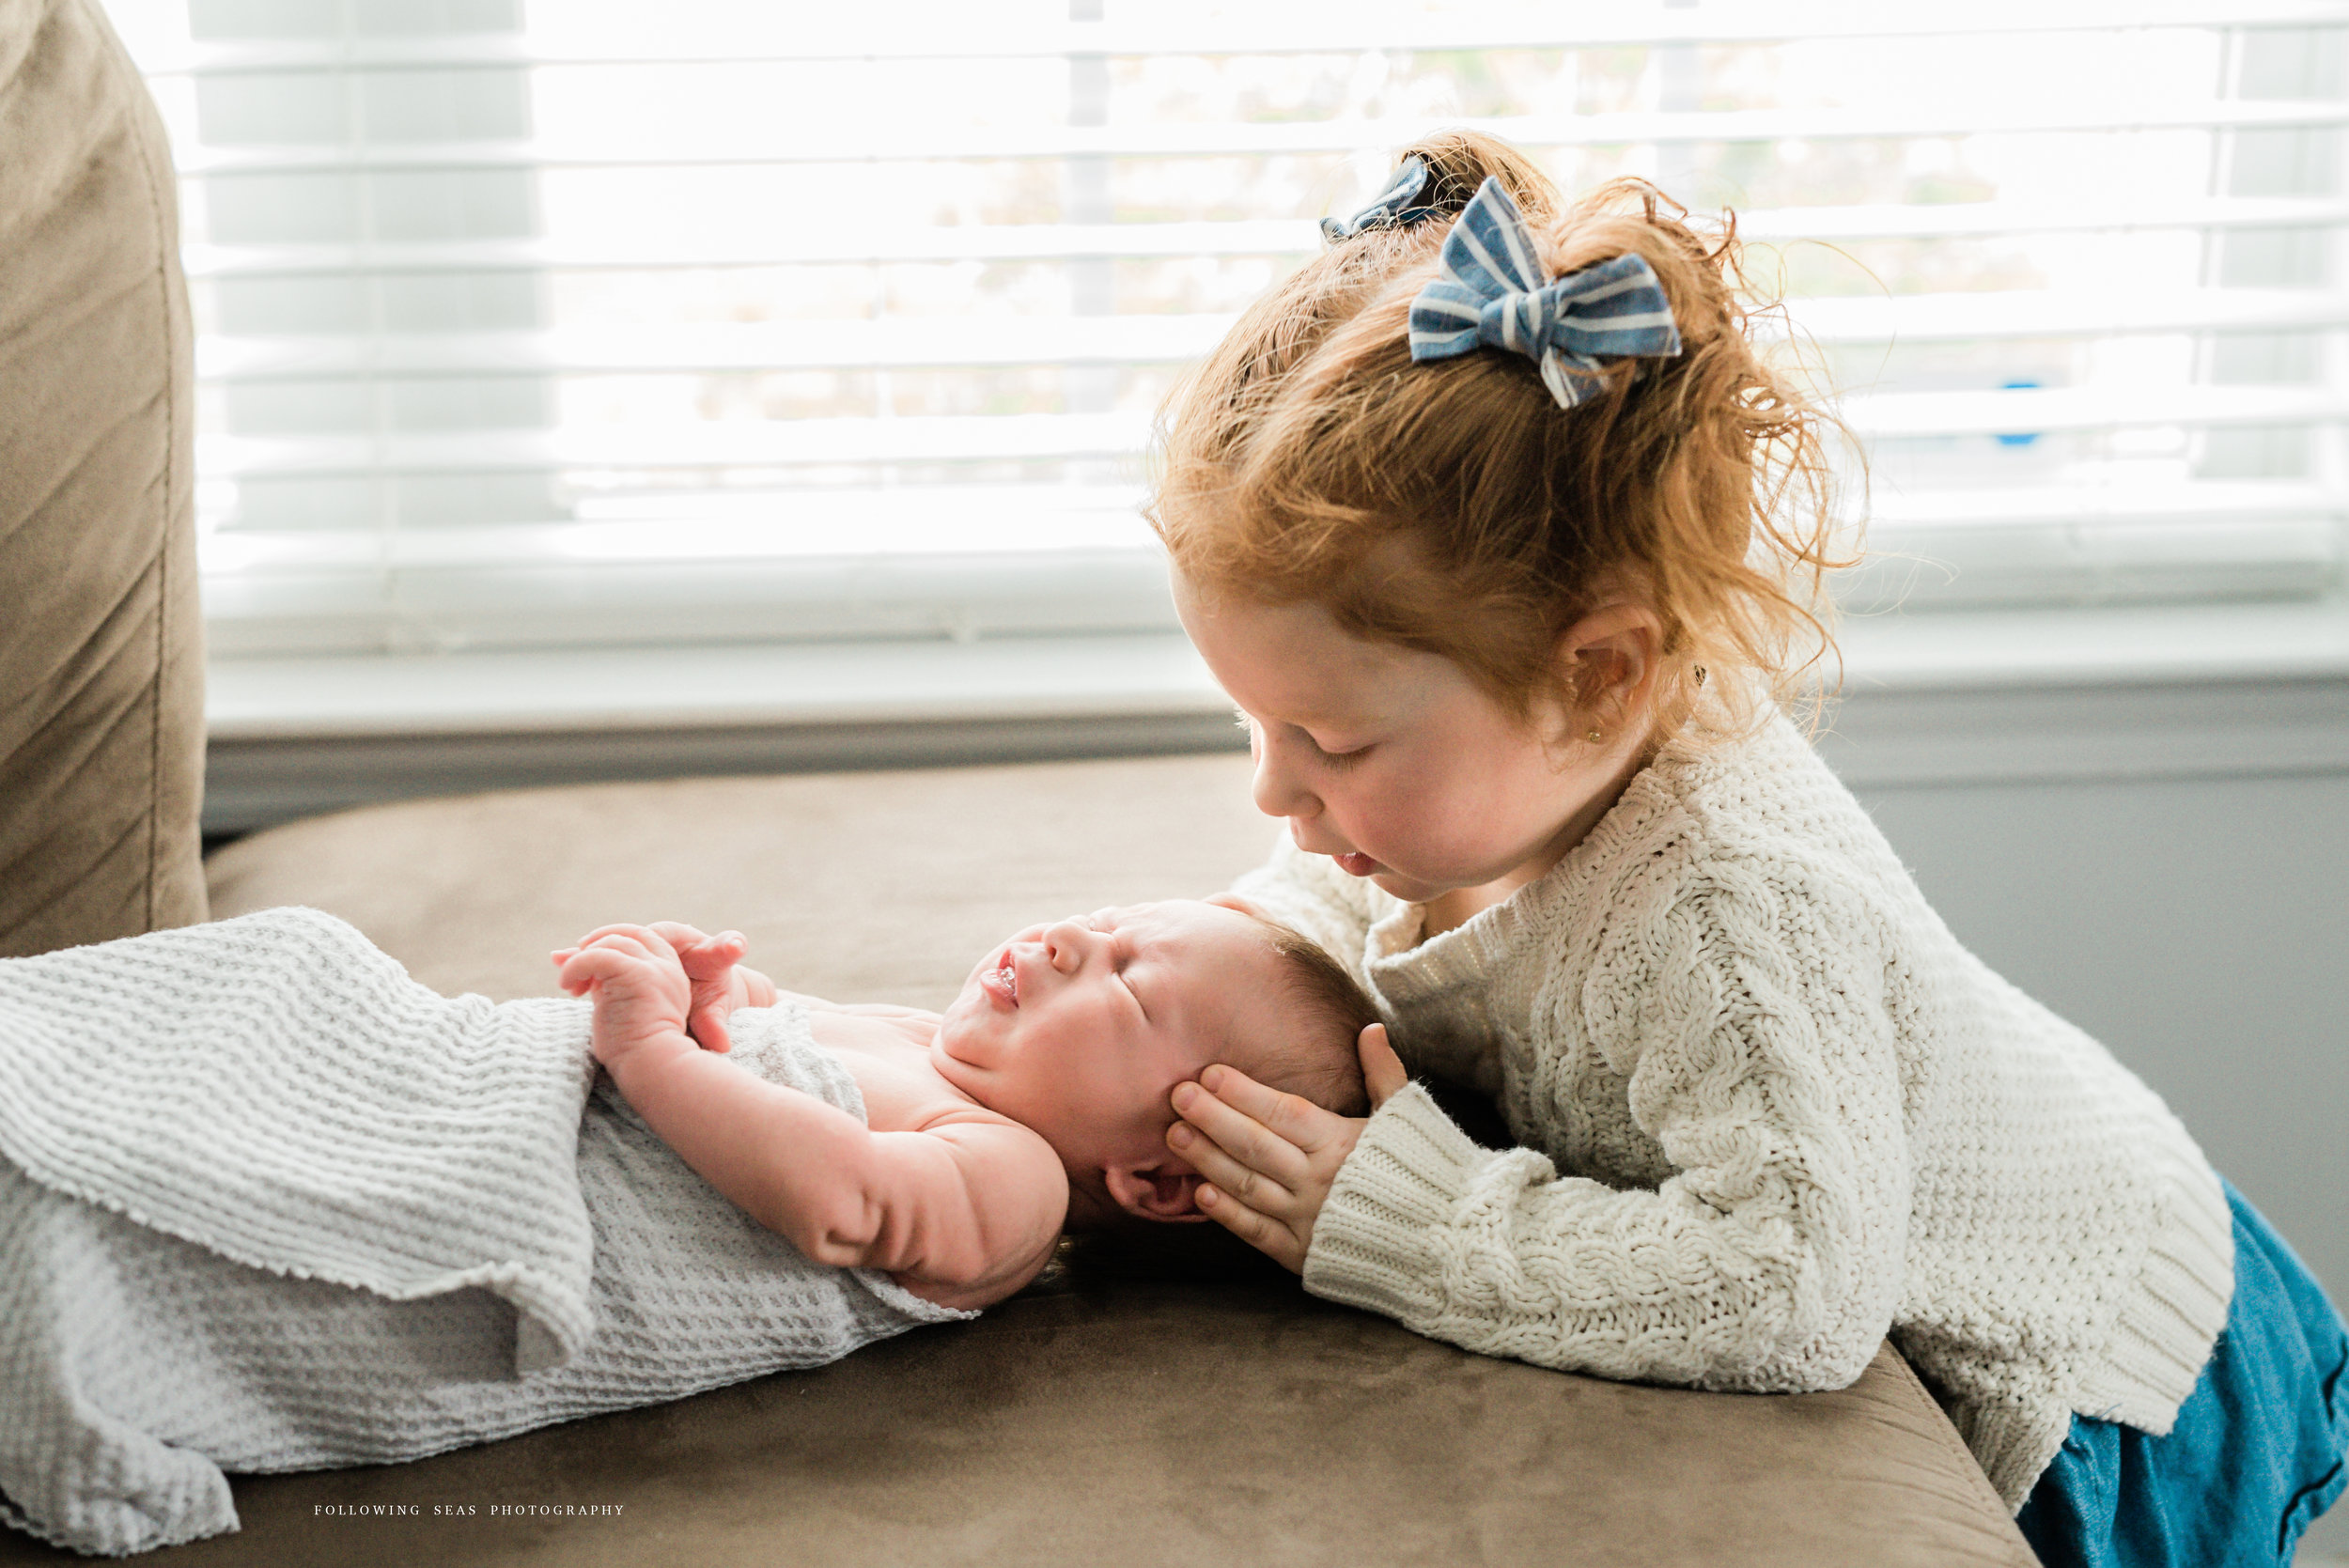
[{"left": 1153, "top": 131, "right": 2347, "bottom": 1567}]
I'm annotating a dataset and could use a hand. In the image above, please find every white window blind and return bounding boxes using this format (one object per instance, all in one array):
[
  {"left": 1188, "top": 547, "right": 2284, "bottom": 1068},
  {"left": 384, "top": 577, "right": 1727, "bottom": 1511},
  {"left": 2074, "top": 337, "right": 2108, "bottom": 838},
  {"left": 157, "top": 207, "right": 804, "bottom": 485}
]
[{"left": 101, "top": 0, "right": 2349, "bottom": 664}]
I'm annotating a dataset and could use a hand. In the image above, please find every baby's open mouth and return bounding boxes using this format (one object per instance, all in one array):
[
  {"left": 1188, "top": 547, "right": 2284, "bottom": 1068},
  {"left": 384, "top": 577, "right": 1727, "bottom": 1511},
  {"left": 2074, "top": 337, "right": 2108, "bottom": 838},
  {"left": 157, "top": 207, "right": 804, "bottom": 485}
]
[{"left": 981, "top": 950, "right": 1019, "bottom": 1007}]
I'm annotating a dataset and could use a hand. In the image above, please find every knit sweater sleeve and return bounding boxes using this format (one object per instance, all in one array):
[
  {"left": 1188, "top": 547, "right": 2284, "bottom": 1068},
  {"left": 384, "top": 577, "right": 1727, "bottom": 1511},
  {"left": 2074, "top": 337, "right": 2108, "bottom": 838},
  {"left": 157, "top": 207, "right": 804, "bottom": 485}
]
[
  {"left": 1302, "top": 861, "right": 1910, "bottom": 1394},
  {"left": 1228, "top": 831, "right": 1385, "bottom": 966}
]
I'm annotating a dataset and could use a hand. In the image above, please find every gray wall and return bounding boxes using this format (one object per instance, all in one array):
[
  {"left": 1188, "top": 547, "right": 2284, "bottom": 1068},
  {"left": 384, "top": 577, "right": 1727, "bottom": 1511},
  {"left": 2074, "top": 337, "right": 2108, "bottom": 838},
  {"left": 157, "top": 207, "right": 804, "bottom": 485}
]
[{"left": 1851, "top": 771, "right": 2348, "bottom": 1300}]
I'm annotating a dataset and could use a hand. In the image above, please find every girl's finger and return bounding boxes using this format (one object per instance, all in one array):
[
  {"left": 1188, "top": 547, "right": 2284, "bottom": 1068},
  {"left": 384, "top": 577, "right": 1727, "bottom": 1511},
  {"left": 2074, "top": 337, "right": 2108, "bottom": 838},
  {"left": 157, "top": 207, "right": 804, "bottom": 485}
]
[
  {"left": 1198, "top": 1063, "right": 1354, "bottom": 1157},
  {"left": 1167, "top": 1120, "right": 1299, "bottom": 1216},
  {"left": 1203, "top": 892, "right": 1268, "bottom": 922},
  {"left": 1170, "top": 1080, "right": 1315, "bottom": 1188},
  {"left": 1197, "top": 1185, "right": 1304, "bottom": 1274},
  {"left": 1359, "top": 1023, "right": 1409, "bottom": 1108}
]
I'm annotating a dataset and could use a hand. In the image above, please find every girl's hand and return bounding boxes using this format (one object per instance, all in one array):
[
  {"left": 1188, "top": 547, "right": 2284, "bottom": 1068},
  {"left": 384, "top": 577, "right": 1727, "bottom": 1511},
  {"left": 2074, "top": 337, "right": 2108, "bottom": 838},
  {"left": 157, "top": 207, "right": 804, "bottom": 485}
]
[
  {"left": 1165, "top": 1023, "right": 1408, "bottom": 1273},
  {"left": 552, "top": 921, "right": 774, "bottom": 1053},
  {"left": 553, "top": 924, "right": 697, "bottom": 1070}
]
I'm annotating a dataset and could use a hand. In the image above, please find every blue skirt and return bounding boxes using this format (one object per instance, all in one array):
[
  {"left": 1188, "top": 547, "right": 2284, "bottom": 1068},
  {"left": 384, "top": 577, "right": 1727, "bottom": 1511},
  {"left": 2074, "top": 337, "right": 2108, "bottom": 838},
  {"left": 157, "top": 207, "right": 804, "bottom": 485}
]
[{"left": 2017, "top": 1181, "right": 2348, "bottom": 1568}]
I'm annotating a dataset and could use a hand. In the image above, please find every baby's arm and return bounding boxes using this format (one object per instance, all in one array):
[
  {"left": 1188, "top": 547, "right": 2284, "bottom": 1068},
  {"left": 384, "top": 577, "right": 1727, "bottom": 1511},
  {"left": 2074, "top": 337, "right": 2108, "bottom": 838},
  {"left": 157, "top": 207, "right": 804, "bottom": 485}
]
[{"left": 556, "top": 926, "right": 1064, "bottom": 1310}]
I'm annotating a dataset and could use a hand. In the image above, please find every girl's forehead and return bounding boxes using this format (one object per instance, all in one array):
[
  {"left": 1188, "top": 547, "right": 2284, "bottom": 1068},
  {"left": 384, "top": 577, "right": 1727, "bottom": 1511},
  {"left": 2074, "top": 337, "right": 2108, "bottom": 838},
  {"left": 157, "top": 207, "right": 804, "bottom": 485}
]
[{"left": 1183, "top": 594, "right": 1465, "bottom": 724}]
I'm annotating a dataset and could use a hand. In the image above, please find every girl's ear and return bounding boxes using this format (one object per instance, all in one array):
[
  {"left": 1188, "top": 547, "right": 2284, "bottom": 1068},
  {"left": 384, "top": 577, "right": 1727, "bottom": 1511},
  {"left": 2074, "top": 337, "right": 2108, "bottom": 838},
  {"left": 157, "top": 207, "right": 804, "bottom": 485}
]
[
  {"left": 1553, "top": 601, "right": 1664, "bottom": 730},
  {"left": 1102, "top": 1163, "right": 1211, "bottom": 1223}
]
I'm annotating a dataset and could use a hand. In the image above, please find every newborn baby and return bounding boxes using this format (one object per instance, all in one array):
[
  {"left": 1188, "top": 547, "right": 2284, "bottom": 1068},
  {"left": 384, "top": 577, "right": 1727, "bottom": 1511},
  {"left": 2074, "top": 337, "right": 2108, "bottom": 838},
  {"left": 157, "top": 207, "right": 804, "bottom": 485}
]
[
  {"left": 1, "top": 898, "right": 1377, "bottom": 1556},
  {"left": 555, "top": 898, "right": 1379, "bottom": 1311}
]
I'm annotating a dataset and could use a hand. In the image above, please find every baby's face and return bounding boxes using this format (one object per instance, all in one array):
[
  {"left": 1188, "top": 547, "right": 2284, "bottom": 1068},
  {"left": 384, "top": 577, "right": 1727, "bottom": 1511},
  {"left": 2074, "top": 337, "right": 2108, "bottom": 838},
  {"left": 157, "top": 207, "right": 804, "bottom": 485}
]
[{"left": 932, "top": 899, "right": 1276, "bottom": 1177}]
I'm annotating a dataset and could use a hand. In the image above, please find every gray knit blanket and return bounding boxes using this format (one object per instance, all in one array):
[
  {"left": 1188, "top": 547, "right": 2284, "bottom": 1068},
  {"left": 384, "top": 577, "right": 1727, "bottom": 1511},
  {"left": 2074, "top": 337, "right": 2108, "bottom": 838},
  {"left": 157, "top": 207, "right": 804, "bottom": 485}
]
[{"left": 0, "top": 908, "right": 971, "bottom": 1558}]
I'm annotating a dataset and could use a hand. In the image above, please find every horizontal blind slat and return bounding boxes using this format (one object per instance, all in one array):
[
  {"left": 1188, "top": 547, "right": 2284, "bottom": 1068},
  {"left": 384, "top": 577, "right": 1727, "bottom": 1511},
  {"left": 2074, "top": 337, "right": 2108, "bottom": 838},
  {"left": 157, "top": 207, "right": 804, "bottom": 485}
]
[
  {"left": 194, "top": 386, "right": 2349, "bottom": 482},
  {"left": 176, "top": 197, "right": 2349, "bottom": 281},
  {"left": 169, "top": 100, "right": 2349, "bottom": 177},
  {"left": 1850, "top": 384, "right": 2349, "bottom": 439},
  {"left": 193, "top": 525, "right": 2341, "bottom": 658},
  {"left": 136, "top": 2, "right": 2349, "bottom": 75},
  {"left": 189, "top": 289, "right": 2349, "bottom": 381},
  {"left": 198, "top": 480, "right": 2341, "bottom": 571}
]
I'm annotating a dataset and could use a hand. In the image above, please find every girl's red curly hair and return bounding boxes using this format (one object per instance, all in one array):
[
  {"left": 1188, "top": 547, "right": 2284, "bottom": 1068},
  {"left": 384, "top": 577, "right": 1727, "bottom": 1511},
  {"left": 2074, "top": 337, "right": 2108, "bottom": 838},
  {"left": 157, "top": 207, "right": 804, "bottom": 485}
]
[{"left": 1149, "top": 129, "right": 1854, "bottom": 742}]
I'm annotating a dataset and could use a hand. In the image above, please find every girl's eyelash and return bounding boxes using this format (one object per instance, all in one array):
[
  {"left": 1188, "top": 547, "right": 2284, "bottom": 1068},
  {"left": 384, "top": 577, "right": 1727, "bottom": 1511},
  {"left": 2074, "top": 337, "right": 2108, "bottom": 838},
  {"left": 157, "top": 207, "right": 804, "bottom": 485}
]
[{"left": 1299, "top": 728, "right": 1371, "bottom": 768}]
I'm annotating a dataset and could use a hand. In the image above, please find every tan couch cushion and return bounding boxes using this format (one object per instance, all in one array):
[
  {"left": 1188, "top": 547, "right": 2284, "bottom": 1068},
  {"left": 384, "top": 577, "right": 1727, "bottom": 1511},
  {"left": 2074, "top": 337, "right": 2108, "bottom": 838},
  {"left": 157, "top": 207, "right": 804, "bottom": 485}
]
[
  {"left": 77, "top": 755, "right": 2044, "bottom": 1568},
  {"left": 0, "top": 0, "right": 206, "bottom": 957}
]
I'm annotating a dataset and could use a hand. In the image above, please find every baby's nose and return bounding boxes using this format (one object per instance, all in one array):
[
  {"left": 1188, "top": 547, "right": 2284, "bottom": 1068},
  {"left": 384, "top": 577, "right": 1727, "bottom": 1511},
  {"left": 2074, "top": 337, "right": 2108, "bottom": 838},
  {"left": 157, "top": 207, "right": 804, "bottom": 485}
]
[{"left": 1043, "top": 920, "right": 1093, "bottom": 971}]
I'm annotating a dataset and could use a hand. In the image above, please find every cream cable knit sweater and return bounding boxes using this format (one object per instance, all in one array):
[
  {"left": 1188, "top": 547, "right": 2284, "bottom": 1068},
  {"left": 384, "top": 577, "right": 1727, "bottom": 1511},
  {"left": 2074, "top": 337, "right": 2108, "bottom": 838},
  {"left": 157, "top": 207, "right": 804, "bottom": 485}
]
[{"left": 1235, "top": 714, "right": 2233, "bottom": 1509}]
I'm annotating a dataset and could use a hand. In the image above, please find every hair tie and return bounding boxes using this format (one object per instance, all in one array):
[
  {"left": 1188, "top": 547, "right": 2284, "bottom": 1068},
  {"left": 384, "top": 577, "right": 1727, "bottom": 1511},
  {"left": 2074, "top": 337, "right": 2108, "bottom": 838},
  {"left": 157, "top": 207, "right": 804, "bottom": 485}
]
[
  {"left": 1407, "top": 177, "right": 1683, "bottom": 409},
  {"left": 1320, "top": 157, "right": 1439, "bottom": 244}
]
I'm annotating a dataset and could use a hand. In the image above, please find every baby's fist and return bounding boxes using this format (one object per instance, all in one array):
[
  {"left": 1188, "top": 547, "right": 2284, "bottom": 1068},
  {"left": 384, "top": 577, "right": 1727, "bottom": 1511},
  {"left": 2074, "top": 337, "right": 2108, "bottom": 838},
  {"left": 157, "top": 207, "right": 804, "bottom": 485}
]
[{"left": 554, "top": 925, "right": 694, "bottom": 1069}]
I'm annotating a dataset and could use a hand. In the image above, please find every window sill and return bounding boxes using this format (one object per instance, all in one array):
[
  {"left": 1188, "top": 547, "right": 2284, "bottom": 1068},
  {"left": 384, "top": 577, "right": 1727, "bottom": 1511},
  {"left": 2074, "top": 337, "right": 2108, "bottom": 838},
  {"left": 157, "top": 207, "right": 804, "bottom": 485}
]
[{"left": 202, "top": 598, "right": 2349, "bottom": 832}]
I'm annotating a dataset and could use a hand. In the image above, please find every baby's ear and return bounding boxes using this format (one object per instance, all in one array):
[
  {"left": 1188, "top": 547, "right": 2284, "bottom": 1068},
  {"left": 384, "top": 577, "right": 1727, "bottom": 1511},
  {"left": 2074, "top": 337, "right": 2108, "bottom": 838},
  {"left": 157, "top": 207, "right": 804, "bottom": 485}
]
[
  {"left": 1102, "top": 1163, "right": 1210, "bottom": 1223},
  {"left": 1205, "top": 893, "right": 1265, "bottom": 920}
]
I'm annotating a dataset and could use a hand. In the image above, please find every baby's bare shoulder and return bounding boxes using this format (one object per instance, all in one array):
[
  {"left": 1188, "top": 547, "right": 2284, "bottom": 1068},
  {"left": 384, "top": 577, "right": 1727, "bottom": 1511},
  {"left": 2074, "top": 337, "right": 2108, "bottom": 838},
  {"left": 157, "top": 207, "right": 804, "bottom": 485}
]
[{"left": 805, "top": 1010, "right": 1016, "bottom": 1139}]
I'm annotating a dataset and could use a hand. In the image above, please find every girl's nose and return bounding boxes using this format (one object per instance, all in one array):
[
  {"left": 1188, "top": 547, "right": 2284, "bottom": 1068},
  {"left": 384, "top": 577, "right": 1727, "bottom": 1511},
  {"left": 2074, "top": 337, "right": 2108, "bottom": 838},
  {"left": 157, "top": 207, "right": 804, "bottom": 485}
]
[{"left": 1251, "top": 732, "right": 1320, "bottom": 823}]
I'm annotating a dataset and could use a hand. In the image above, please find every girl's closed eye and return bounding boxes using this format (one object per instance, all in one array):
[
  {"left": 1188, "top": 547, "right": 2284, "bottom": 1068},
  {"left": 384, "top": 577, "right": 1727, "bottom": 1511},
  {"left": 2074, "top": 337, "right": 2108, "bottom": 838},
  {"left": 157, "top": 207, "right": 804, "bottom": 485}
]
[{"left": 1301, "top": 728, "right": 1373, "bottom": 768}]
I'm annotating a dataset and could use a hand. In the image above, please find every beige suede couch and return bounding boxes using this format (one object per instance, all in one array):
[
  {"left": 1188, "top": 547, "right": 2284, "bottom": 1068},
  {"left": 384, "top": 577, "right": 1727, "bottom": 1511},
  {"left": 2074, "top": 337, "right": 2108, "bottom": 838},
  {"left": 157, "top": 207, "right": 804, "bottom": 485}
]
[{"left": 0, "top": 2, "right": 2036, "bottom": 1562}]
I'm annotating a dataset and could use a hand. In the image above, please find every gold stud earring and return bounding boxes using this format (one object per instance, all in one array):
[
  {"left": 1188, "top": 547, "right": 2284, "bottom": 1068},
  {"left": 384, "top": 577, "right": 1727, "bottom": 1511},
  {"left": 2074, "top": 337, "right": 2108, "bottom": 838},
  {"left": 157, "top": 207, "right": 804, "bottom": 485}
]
[{"left": 1585, "top": 726, "right": 1605, "bottom": 744}]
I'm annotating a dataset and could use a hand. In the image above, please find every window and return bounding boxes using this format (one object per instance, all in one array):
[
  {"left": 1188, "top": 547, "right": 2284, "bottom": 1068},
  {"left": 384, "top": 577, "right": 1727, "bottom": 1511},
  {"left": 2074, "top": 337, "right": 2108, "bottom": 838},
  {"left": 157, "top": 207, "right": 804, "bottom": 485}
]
[{"left": 105, "top": 1, "right": 2349, "bottom": 681}]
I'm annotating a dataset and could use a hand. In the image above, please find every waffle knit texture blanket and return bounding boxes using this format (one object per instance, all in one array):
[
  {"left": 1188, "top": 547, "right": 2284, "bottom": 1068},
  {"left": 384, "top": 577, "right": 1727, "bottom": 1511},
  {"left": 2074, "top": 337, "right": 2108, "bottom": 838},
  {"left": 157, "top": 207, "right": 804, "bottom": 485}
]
[
  {"left": 1237, "top": 713, "right": 2235, "bottom": 1512},
  {"left": 0, "top": 908, "right": 967, "bottom": 1558}
]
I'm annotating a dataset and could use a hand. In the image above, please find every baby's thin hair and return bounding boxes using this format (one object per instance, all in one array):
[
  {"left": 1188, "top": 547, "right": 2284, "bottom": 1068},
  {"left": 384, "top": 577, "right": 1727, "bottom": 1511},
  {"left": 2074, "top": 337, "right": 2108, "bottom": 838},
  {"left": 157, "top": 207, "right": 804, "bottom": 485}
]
[
  {"left": 1149, "top": 129, "right": 1858, "bottom": 743},
  {"left": 1244, "top": 914, "right": 1377, "bottom": 1118}
]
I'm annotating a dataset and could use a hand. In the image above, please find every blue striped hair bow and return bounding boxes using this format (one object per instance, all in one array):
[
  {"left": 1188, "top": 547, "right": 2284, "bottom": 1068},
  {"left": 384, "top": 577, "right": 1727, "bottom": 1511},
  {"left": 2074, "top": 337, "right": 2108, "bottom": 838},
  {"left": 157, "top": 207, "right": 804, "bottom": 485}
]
[
  {"left": 1408, "top": 177, "right": 1683, "bottom": 409},
  {"left": 1320, "top": 156, "right": 1438, "bottom": 244}
]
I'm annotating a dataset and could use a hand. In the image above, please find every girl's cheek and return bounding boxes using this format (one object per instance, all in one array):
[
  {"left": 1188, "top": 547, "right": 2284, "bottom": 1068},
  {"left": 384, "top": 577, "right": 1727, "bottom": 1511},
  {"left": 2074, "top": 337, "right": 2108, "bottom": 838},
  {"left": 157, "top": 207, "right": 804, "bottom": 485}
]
[{"left": 1345, "top": 767, "right": 1453, "bottom": 859}]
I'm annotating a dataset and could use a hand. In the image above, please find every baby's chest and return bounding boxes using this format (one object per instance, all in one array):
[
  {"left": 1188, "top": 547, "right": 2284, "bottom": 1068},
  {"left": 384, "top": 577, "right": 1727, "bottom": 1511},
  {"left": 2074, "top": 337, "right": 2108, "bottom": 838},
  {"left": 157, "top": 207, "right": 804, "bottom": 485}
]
[{"left": 802, "top": 1015, "right": 979, "bottom": 1134}]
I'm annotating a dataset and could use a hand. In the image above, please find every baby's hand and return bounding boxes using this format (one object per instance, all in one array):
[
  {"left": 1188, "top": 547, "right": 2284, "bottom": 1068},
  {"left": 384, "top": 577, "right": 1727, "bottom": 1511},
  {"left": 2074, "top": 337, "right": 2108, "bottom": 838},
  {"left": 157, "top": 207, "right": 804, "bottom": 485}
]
[
  {"left": 552, "top": 921, "right": 776, "bottom": 1054},
  {"left": 553, "top": 924, "right": 696, "bottom": 1070}
]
